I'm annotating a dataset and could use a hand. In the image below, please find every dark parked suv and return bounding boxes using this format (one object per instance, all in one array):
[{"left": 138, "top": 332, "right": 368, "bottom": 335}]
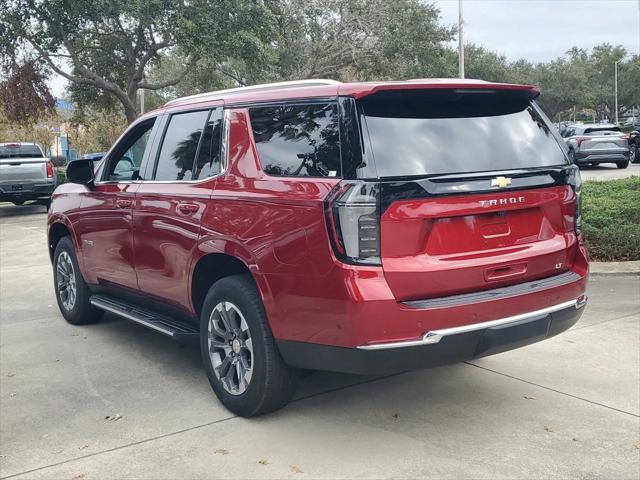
[{"left": 48, "top": 79, "right": 589, "bottom": 416}]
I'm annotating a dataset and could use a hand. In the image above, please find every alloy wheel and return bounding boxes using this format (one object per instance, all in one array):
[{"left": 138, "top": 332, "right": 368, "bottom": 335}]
[
  {"left": 56, "top": 251, "right": 77, "bottom": 311},
  {"left": 207, "top": 301, "right": 253, "bottom": 395}
]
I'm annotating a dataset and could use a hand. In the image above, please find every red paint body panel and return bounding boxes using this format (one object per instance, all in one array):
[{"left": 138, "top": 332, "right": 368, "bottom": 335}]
[
  {"left": 380, "top": 185, "right": 578, "bottom": 301},
  {"left": 133, "top": 181, "right": 214, "bottom": 309},
  {"left": 76, "top": 182, "right": 139, "bottom": 290},
  {"left": 48, "top": 79, "right": 587, "bottom": 356}
]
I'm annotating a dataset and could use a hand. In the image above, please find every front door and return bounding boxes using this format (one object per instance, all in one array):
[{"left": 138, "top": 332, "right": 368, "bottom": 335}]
[
  {"left": 77, "top": 117, "right": 158, "bottom": 291},
  {"left": 133, "top": 107, "right": 224, "bottom": 311}
]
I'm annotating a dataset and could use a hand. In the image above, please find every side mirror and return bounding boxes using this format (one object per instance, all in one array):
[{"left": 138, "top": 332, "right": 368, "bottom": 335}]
[{"left": 66, "top": 158, "right": 95, "bottom": 185}]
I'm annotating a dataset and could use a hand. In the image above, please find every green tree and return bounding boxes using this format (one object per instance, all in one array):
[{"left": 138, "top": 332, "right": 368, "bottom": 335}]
[
  {"left": 459, "top": 44, "right": 510, "bottom": 82},
  {"left": 579, "top": 44, "right": 627, "bottom": 121},
  {"left": 618, "top": 55, "right": 640, "bottom": 114},
  {"left": 1, "top": 0, "right": 275, "bottom": 123}
]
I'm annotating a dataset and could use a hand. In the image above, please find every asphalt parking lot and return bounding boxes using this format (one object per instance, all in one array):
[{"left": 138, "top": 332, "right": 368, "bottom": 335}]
[{"left": 0, "top": 204, "right": 638, "bottom": 480}]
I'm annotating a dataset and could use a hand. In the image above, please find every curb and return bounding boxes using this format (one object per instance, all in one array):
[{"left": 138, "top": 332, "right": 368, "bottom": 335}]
[{"left": 589, "top": 261, "right": 640, "bottom": 276}]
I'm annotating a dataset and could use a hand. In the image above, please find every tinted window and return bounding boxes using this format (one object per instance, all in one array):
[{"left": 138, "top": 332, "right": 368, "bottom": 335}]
[
  {"left": 360, "top": 90, "right": 568, "bottom": 177},
  {"left": 155, "top": 110, "right": 209, "bottom": 181},
  {"left": 192, "top": 109, "right": 223, "bottom": 180},
  {"left": 584, "top": 127, "right": 621, "bottom": 134},
  {"left": 106, "top": 119, "right": 155, "bottom": 181},
  {"left": 249, "top": 103, "right": 340, "bottom": 177},
  {"left": 0, "top": 144, "right": 44, "bottom": 159}
]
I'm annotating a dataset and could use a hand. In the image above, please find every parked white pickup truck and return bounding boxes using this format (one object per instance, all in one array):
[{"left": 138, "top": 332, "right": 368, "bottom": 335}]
[{"left": 0, "top": 142, "right": 58, "bottom": 206}]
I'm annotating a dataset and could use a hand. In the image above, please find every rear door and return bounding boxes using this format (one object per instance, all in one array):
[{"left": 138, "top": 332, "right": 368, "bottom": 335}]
[
  {"left": 358, "top": 88, "right": 578, "bottom": 301},
  {"left": 133, "top": 105, "right": 224, "bottom": 311}
]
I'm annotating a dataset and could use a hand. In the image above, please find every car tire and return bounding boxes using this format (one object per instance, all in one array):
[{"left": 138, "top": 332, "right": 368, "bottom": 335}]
[
  {"left": 53, "top": 236, "right": 103, "bottom": 325},
  {"left": 616, "top": 160, "right": 629, "bottom": 169},
  {"left": 12, "top": 200, "right": 25, "bottom": 205},
  {"left": 200, "top": 274, "right": 299, "bottom": 417}
]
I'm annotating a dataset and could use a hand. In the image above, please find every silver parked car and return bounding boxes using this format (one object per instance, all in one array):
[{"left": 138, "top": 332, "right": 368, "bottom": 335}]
[
  {"left": 0, "top": 142, "right": 58, "bottom": 206},
  {"left": 562, "top": 124, "right": 630, "bottom": 169}
]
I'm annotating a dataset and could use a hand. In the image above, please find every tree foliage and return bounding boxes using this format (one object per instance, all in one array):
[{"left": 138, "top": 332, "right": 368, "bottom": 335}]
[
  {"left": 0, "top": 0, "right": 275, "bottom": 123},
  {"left": 1, "top": 0, "right": 638, "bottom": 127},
  {"left": 0, "top": 105, "right": 57, "bottom": 153},
  {"left": 0, "top": 60, "right": 55, "bottom": 125}
]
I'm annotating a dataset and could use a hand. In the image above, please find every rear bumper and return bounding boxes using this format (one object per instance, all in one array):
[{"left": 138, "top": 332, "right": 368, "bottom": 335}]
[
  {"left": 0, "top": 181, "right": 56, "bottom": 202},
  {"left": 278, "top": 297, "right": 587, "bottom": 375},
  {"left": 575, "top": 150, "right": 629, "bottom": 164}
]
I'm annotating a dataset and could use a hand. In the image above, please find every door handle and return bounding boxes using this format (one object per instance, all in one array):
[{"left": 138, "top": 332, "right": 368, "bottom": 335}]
[
  {"left": 116, "top": 198, "right": 132, "bottom": 209},
  {"left": 177, "top": 203, "right": 200, "bottom": 214}
]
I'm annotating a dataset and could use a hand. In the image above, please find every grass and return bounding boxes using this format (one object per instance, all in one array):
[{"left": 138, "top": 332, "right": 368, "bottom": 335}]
[{"left": 581, "top": 176, "right": 640, "bottom": 262}]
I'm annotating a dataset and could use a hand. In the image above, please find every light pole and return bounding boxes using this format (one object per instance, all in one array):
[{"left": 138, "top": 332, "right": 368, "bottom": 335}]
[
  {"left": 139, "top": 88, "right": 145, "bottom": 115},
  {"left": 458, "top": 0, "right": 465, "bottom": 79},
  {"left": 614, "top": 60, "right": 620, "bottom": 125}
]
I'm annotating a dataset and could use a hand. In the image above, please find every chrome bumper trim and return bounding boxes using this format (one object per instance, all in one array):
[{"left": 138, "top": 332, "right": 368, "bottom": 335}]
[{"left": 357, "top": 297, "right": 587, "bottom": 350}]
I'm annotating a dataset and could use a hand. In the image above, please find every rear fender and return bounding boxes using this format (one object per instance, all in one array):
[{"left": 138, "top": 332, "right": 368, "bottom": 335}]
[{"left": 192, "top": 236, "right": 273, "bottom": 312}]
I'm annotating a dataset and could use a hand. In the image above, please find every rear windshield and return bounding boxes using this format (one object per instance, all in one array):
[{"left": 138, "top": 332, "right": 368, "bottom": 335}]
[
  {"left": 584, "top": 127, "right": 621, "bottom": 134},
  {"left": 359, "top": 89, "right": 568, "bottom": 178},
  {"left": 0, "top": 144, "right": 44, "bottom": 159},
  {"left": 585, "top": 130, "right": 622, "bottom": 136}
]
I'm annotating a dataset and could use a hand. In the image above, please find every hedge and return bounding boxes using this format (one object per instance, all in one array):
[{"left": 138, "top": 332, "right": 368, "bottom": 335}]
[{"left": 581, "top": 177, "right": 640, "bottom": 262}]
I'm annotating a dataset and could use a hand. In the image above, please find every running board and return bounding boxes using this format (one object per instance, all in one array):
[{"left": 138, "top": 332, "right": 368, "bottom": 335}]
[{"left": 90, "top": 294, "right": 199, "bottom": 342}]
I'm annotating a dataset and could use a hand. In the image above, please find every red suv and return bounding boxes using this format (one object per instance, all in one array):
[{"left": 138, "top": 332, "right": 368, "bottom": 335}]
[{"left": 48, "top": 79, "right": 589, "bottom": 416}]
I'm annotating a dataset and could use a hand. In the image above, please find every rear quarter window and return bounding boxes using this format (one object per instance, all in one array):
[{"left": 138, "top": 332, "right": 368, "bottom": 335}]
[
  {"left": 0, "top": 144, "right": 44, "bottom": 159},
  {"left": 249, "top": 103, "right": 340, "bottom": 177}
]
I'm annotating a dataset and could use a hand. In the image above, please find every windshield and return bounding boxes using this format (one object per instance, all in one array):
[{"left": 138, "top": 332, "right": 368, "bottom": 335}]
[
  {"left": 0, "top": 144, "right": 44, "bottom": 159},
  {"left": 359, "top": 89, "right": 568, "bottom": 178}
]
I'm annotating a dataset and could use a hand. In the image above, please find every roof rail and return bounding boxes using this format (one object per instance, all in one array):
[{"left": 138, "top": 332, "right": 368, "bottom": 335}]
[{"left": 164, "top": 79, "right": 341, "bottom": 107}]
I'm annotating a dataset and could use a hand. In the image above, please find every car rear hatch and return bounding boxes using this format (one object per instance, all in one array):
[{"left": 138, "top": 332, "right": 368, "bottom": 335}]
[
  {"left": 579, "top": 133, "right": 628, "bottom": 152},
  {"left": 357, "top": 88, "right": 580, "bottom": 302}
]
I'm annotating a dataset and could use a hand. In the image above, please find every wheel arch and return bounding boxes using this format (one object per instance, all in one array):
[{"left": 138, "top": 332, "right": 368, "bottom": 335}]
[
  {"left": 190, "top": 252, "right": 272, "bottom": 319},
  {"left": 48, "top": 221, "right": 72, "bottom": 263}
]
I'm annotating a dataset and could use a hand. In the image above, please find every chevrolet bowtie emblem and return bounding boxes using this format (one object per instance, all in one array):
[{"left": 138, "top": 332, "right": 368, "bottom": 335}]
[{"left": 490, "top": 176, "right": 512, "bottom": 188}]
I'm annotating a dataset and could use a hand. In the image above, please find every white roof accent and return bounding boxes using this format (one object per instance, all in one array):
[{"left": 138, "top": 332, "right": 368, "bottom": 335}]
[{"left": 164, "top": 79, "right": 341, "bottom": 107}]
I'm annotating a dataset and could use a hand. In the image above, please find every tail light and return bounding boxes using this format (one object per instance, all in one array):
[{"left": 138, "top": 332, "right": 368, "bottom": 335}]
[
  {"left": 46, "top": 161, "right": 54, "bottom": 178},
  {"left": 325, "top": 181, "right": 381, "bottom": 265},
  {"left": 567, "top": 165, "right": 582, "bottom": 235},
  {"left": 575, "top": 137, "right": 589, "bottom": 147}
]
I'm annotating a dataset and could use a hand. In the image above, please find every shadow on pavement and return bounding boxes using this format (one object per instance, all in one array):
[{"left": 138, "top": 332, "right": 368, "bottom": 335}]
[{"left": 0, "top": 202, "right": 47, "bottom": 218}]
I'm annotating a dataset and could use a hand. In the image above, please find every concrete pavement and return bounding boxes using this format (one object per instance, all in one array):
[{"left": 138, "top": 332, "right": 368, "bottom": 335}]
[
  {"left": 578, "top": 162, "right": 639, "bottom": 182},
  {"left": 1, "top": 204, "right": 639, "bottom": 479}
]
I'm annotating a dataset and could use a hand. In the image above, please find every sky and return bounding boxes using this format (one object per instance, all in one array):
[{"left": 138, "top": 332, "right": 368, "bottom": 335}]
[
  {"left": 436, "top": 0, "right": 640, "bottom": 62},
  {"left": 48, "top": 0, "right": 640, "bottom": 97}
]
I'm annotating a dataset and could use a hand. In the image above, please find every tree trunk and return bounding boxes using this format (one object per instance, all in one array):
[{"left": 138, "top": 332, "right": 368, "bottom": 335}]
[{"left": 122, "top": 93, "right": 138, "bottom": 125}]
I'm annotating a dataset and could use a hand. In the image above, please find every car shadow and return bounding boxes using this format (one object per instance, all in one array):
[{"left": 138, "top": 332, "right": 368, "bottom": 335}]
[
  {"left": 78, "top": 312, "right": 497, "bottom": 418},
  {"left": 0, "top": 202, "right": 47, "bottom": 218},
  {"left": 577, "top": 164, "right": 619, "bottom": 171}
]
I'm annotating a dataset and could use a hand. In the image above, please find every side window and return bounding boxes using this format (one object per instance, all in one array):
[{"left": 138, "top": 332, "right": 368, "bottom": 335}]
[
  {"left": 249, "top": 102, "right": 340, "bottom": 177},
  {"left": 154, "top": 110, "right": 209, "bottom": 181},
  {"left": 105, "top": 119, "right": 155, "bottom": 181},
  {"left": 193, "top": 109, "right": 223, "bottom": 180}
]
